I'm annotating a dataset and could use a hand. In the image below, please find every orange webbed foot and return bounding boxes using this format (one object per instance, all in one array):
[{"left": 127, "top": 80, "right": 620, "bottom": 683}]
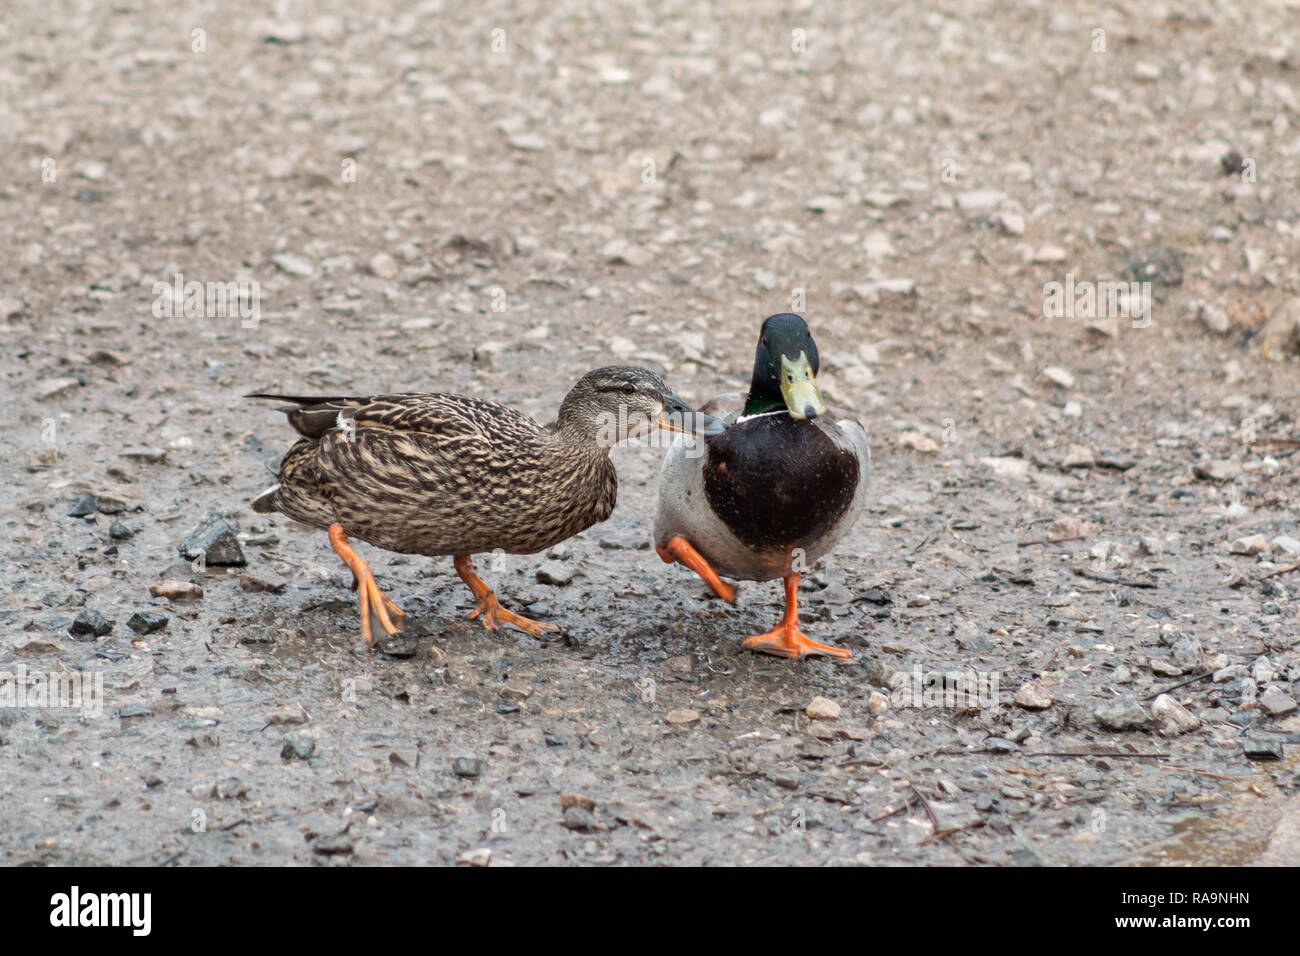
[
  {"left": 742, "top": 624, "right": 852, "bottom": 659},
  {"left": 468, "top": 590, "right": 558, "bottom": 636},
  {"left": 741, "top": 572, "right": 851, "bottom": 660},
  {"left": 454, "top": 555, "right": 558, "bottom": 638}
]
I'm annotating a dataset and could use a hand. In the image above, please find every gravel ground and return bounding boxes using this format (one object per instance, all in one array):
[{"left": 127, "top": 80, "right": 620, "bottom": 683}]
[{"left": 2, "top": 0, "right": 1299, "bottom": 866}]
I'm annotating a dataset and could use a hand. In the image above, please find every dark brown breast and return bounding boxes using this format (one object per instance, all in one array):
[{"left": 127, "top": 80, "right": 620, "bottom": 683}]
[{"left": 703, "top": 414, "right": 859, "bottom": 553}]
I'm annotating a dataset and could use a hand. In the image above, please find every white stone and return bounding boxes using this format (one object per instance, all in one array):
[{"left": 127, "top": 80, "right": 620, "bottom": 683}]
[
  {"left": 1152, "top": 694, "right": 1200, "bottom": 735},
  {"left": 805, "top": 696, "right": 841, "bottom": 720}
]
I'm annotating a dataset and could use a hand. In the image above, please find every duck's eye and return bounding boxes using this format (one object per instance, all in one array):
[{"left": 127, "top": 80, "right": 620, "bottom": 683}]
[
  {"left": 761, "top": 336, "right": 769, "bottom": 348},
  {"left": 621, "top": 384, "right": 636, "bottom": 396}
]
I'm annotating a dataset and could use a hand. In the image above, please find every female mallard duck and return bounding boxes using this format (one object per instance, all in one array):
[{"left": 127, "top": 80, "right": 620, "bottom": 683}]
[
  {"left": 250, "top": 367, "right": 723, "bottom": 647},
  {"left": 654, "top": 313, "right": 871, "bottom": 659}
]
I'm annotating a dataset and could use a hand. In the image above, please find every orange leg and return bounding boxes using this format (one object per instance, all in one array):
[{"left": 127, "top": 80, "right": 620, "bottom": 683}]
[
  {"left": 329, "top": 525, "right": 405, "bottom": 647},
  {"left": 656, "top": 535, "right": 737, "bottom": 603},
  {"left": 453, "top": 555, "right": 558, "bottom": 637},
  {"left": 347, "top": 570, "right": 406, "bottom": 623},
  {"left": 742, "top": 573, "right": 851, "bottom": 660}
]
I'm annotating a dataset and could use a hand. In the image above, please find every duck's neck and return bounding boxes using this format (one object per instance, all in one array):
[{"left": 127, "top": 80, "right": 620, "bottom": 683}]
[
  {"left": 553, "top": 408, "right": 616, "bottom": 455},
  {"left": 741, "top": 379, "right": 786, "bottom": 418}
]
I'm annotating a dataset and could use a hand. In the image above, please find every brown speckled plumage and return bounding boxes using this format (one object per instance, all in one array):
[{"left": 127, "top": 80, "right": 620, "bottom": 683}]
[
  {"left": 248, "top": 366, "right": 719, "bottom": 645},
  {"left": 254, "top": 392, "right": 618, "bottom": 556}
]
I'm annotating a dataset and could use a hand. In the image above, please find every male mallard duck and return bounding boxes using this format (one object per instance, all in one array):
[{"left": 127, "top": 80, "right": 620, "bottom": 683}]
[
  {"left": 654, "top": 313, "right": 871, "bottom": 659},
  {"left": 250, "top": 366, "right": 723, "bottom": 647}
]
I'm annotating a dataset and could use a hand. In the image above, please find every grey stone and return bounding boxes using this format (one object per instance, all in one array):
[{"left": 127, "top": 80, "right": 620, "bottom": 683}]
[
  {"left": 1214, "top": 664, "right": 1248, "bottom": 682},
  {"left": 127, "top": 611, "right": 168, "bottom": 634},
  {"left": 1242, "top": 737, "right": 1284, "bottom": 761},
  {"left": 179, "top": 517, "right": 247, "bottom": 566},
  {"left": 1171, "top": 635, "right": 1202, "bottom": 669},
  {"left": 69, "top": 609, "right": 112, "bottom": 639},
  {"left": 1095, "top": 698, "right": 1153, "bottom": 731},
  {"left": 68, "top": 495, "right": 98, "bottom": 517},
  {"left": 271, "top": 253, "right": 314, "bottom": 276},
  {"left": 1260, "top": 686, "right": 1297, "bottom": 716},
  {"left": 452, "top": 757, "right": 482, "bottom": 777},
  {"left": 312, "top": 833, "right": 354, "bottom": 855},
  {"left": 562, "top": 805, "right": 596, "bottom": 830},
  {"left": 1222, "top": 677, "right": 1257, "bottom": 701},
  {"left": 239, "top": 571, "right": 287, "bottom": 594},
  {"left": 120, "top": 446, "right": 167, "bottom": 463},
  {"left": 1252, "top": 657, "right": 1277, "bottom": 684},
  {"left": 281, "top": 732, "right": 316, "bottom": 761},
  {"left": 213, "top": 777, "right": 247, "bottom": 800},
  {"left": 535, "top": 561, "right": 573, "bottom": 586}
]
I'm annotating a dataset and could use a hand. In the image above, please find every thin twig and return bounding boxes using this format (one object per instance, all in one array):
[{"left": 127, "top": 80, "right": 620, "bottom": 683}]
[
  {"left": 1073, "top": 566, "right": 1158, "bottom": 589},
  {"left": 1018, "top": 534, "right": 1087, "bottom": 548},
  {"left": 1155, "top": 764, "right": 1248, "bottom": 782},
  {"left": 1004, "top": 766, "right": 1046, "bottom": 777},
  {"left": 1144, "top": 670, "right": 1214, "bottom": 700},
  {"left": 1260, "top": 562, "right": 1300, "bottom": 580},
  {"left": 909, "top": 784, "right": 942, "bottom": 833},
  {"left": 1025, "top": 750, "right": 1170, "bottom": 759},
  {"left": 922, "top": 820, "right": 986, "bottom": 844},
  {"left": 868, "top": 793, "right": 918, "bottom": 823}
]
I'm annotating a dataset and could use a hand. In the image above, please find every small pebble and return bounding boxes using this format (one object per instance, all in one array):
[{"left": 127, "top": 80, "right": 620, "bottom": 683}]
[
  {"left": 535, "top": 561, "right": 573, "bottom": 586},
  {"left": 1152, "top": 694, "right": 1200, "bottom": 735},
  {"left": 562, "top": 805, "right": 596, "bottom": 830},
  {"left": 239, "top": 571, "right": 287, "bottom": 594},
  {"left": 67, "top": 495, "right": 98, "bottom": 517},
  {"left": 560, "top": 793, "right": 597, "bottom": 811},
  {"left": 367, "top": 252, "right": 398, "bottom": 279},
  {"left": 1228, "top": 534, "right": 1269, "bottom": 555},
  {"left": 281, "top": 733, "right": 316, "bottom": 761},
  {"left": 1260, "top": 686, "right": 1297, "bottom": 716},
  {"left": 179, "top": 517, "right": 247, "bottom": 566},
  {"left": 126, "top": 611, "right": 168, "bottom": 635},
  {"left": 1095, "top": 698, "right": 1153, "bottom": 732},
  {"left": 271, "top": 253, "right": 314, "bottom": 276},
  {"left": 149, "top": 581, "right": 204, "bottom": 600},
  {"left": 805, "top": 696, "right": 841, "bottom": 720},
  {"left": 1242, "top": 737, "right": 1284, "bottom": 761},
  {"left": 1195, "top": 460, "right": 1242, "bottom": 482},
  {"left": 1040, "top": 366, "right": 1075, "bottom": 389},
  {"left": 1013, "top": 683, "right": 1053, "bottom": 710},
  {"left": 69, "top": 609, "right": 113, "bottom": 639},
  {"left": 452, "top": 757, "right": 482, "bottom": 777}
]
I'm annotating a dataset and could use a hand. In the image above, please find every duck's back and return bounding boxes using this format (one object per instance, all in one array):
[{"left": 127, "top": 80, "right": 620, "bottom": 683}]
[{"left": 259, "top": 392, "right": 618, "bottom": 556}]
